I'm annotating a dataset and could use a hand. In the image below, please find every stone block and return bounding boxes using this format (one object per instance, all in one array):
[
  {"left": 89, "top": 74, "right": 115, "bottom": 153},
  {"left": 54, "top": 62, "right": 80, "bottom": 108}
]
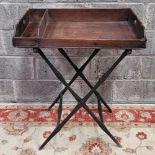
[
  {"left": 113, "top": 81, "right": 155, "bottom": 102},
  {"left": 142, "top": 57, "right": 155, "bottom": 79},
  {"left": 0, "top": 80, "right": 14, "bottom": 102},
  {"left": 146, "top": 3, "right": 155, "bottom": 30},
  {"left": 0, "top": 30, "right": 32, "bottom": 56},
  {"left": 0, "top": 57, "right": 34, "bottom": 79},
  {"left": 0, "top": 3, "right": 30, "bottom": 30},
  {"left": 14, "top": 80, "right": 62, "bottom": 102},
  {"left": 90, "top": 56, "right": 141, "bottom": 80},
  {"left": 118, "top": 0, "right": 155, "bottom": 4}
]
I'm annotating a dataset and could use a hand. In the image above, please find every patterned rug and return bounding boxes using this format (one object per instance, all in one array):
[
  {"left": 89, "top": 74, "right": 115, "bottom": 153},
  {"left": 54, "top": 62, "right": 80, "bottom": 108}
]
[{"left": 0, "top": 103, "right": 155, "bottom": 155}]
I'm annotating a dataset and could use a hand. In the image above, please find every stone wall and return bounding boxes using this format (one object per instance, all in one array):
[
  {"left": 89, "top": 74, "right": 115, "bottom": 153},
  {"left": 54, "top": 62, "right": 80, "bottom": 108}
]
[{"left": 0, "top": 0, "right": 155, "bottom": 103}]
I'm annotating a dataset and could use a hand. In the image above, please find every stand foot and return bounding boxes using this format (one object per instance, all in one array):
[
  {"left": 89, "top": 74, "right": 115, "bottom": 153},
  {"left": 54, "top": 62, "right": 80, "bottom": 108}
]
[
  {"left": 39, "top": 146, "right": 43, "bottom": 151},
  {"left": 117, "top": 143, "right": 122, "bottom": 148}
]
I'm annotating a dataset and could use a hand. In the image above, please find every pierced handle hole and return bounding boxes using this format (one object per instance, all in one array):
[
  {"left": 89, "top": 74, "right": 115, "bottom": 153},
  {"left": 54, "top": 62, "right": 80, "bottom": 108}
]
[
  {"left": 134, "top": 20, "right": 137, "bottom": 25},
  {"left": 23, "top": 19, "right": 26, "bottom": 24}
]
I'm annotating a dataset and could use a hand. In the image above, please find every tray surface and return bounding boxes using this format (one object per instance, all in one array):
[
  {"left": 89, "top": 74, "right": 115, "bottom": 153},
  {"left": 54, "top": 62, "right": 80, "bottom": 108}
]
[
  {"left": 13, "top": 9, "right": 146, "bottom": 48},
  {"left": 43, "top": 22, "right": 136, "bottom": 40}
]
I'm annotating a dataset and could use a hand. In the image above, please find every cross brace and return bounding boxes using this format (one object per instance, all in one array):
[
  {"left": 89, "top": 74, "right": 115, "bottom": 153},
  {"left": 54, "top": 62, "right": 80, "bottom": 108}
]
[{"left": 33, "top": 48, "right": 132, "bottom": 150}]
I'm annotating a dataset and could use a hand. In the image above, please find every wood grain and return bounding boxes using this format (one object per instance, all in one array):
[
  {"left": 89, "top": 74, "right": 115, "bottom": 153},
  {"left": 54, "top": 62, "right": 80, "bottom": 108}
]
[{"left": 13, "top": 8, "right": 146, "bottom": 48}]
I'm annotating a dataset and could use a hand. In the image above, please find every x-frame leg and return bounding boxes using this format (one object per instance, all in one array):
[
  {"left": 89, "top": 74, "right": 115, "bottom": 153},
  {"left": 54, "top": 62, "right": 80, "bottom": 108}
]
[
  {"left": 33, "top": 48, "right": 132, "bottom": 150},
  {"left": 58, "top": 48, "right": 111, "bottom": 121},
  {"left": 48, "top": 48, "right": 112, "bottom": 113}
]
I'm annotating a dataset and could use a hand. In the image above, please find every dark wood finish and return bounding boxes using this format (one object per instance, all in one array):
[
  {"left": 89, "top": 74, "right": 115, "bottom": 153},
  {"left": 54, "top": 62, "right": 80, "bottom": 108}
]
[{"left": 13, "top": 8, "right": 146, "bottom": 48}]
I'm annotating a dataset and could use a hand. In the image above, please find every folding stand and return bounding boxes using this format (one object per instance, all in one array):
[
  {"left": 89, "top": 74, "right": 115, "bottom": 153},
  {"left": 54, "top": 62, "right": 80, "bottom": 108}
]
[{"left": 33, "top": 48, "right": 132, "bottom": 150}]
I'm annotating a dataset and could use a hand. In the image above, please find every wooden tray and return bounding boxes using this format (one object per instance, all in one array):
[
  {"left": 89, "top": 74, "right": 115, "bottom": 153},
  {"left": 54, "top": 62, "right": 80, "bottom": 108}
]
[{"left": 13, "top": 8, "right": 146, "bottom": 48}]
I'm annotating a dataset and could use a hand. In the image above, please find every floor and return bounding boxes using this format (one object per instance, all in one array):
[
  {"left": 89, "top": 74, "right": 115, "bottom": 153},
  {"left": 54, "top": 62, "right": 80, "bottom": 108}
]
[{"left": 0, "top": 103, "right": 155, "bottom": 155}]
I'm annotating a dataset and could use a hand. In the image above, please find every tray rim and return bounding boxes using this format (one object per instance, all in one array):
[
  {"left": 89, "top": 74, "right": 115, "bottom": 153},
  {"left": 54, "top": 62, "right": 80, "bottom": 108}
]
[{"left": 13, "top": 8, "right": 147, "bottom": 49}]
